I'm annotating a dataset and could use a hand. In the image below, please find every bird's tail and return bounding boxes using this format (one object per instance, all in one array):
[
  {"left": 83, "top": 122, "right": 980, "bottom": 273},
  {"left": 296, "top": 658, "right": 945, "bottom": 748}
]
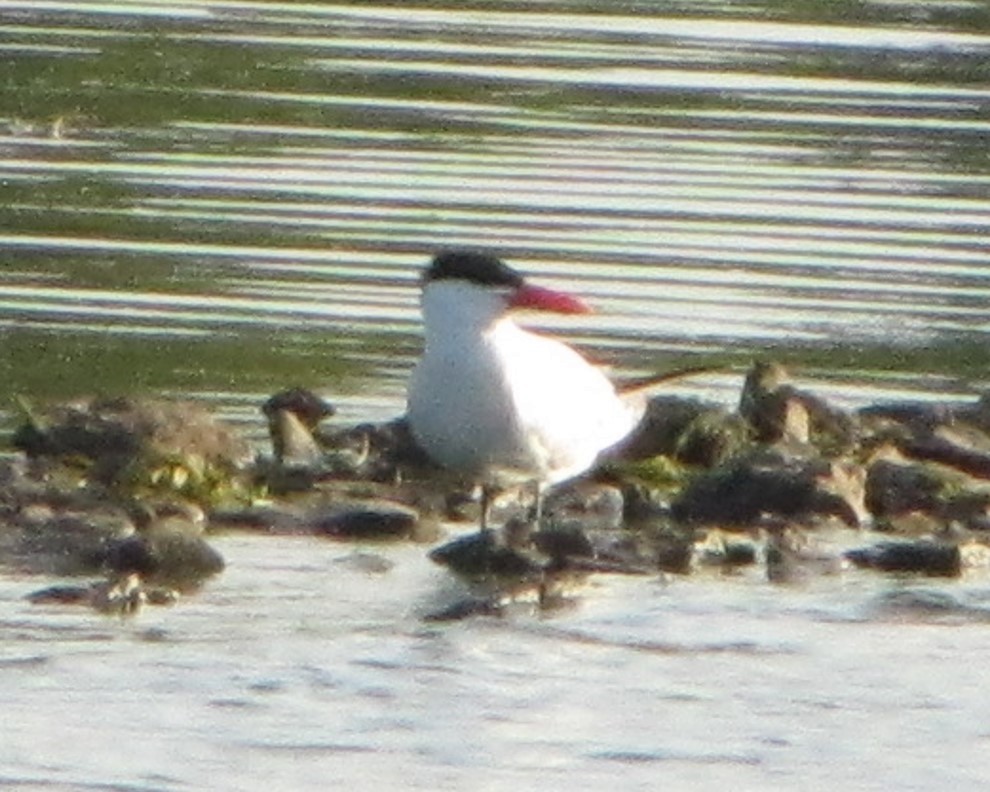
[{"left": 615, "top": 365, "right": 727, "bottom": 396}]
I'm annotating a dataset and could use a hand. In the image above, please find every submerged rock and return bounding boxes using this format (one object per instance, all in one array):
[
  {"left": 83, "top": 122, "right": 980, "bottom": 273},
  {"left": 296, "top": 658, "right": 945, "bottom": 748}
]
[
  {"left": 26, "top": 573, "right": 179, "bottom": 615},
  {"left": 429, "top": 523, "right": 547, "bottom": 585},
  {"left": 691, "top": 529, "right": 761, "bottom": 570},
  {"left": 422, "top": 595, "right": 508, "bottom": 622},
  {"left": 429, "top": 514, "right": 657, "bottom": 603},
  {"left": 425, "top": 526, "right": 585, "bottom": 619},
  {"left": 764, "top": 527, "right": 847, "bottom": 584},
  {"left": 331, "top": 551, "right": 395, "bottom": 575}
]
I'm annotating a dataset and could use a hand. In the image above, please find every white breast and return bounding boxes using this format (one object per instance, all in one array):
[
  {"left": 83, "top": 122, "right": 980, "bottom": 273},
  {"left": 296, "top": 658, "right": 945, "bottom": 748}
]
[{"left": 407, "top": 291, "right": 637, "bottom": 487}]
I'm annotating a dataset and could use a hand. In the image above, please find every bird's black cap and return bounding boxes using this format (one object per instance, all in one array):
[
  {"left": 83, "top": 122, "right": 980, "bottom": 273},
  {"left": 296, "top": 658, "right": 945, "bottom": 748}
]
[{"left": 424, "top": 250, "right": 524, "bottom": 288}]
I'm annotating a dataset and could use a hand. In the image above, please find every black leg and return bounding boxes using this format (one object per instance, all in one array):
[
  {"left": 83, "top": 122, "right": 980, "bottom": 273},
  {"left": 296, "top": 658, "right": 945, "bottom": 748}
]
[
  {"left": 480, "top": 484, "right": 495, "bottom": 534},
  {"left": 530, "top": 481, "right": 544, "bottom": 526}
]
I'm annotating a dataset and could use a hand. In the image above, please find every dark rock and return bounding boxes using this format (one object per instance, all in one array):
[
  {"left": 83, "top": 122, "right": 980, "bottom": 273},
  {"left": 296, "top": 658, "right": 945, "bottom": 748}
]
[
  {"left": 11, "top": 397, "right": 252, "bottom": 506},
  {"left": 616, "top": 396, "right": 746, "bottom": 467},
  {"left": 8, "top": 508, "right": 135, "bottom": 576},
  {"left": 614, "top": 396, "right": 709, "bottom": 459},
  {"left": 554, "top": 526, "right": 666, "bottom": 576},
  {"left": 0, "top": 452, "right": 224, "bottom": 597},
  {"left": 262, "top": 388, "right": 335, "bottom": 428},
  {"left": 901, "top": 432, "right": 990, "bottom": 480},
  {"left": 859, "top": 401, "right": 955, "bottom": 435},
  {"left": 739, "top": 360, "right": 858, "bottom": 453},
  {"left": 104, "top": 506, "right": 224, "bottom": 590},
  {"left": 427, "top": 521, "right": 601, "bottom": 611},
  {"left": 13, "top": 401, "right": 142, "bottom": 474},
  {"left": 532, "top": 525, "right": 595, "bottom": 563},
  {"left": 256, "top": 460, "right": 320, "bottom": 495},
  {"left": 26, "top": 574, "right": 146, "bottom": 614},
  {"left": 860, "top": 398, "right": 990, "bottom": 475},
  {"left": 673, "top": 409, "right": 750, "bottom": 468},
  {"left": 621, "top": 482, "right": 673, "bottom": 523},
  {"left": 310, "top": 501, "right": 423, "bottom": 541},
  {"left": 429, "top": 516, "right": 658, "bottom": 596},
  {"left": 941, "top": 492, "right": 990, "bottom": 530},
  {"left": 215, "top": 495, "right": 437, "bottom": 541},
  {"left": 318, "top": 417, "right": 433, "bottom": 482},
  {"left": 845, "top": 540, "right": 962, "bottom": 577},
  {"left": 672, "top": 450, "right": 867, "bottom": 528},
  {"left": 722, "top": 539, "right": 759, "bottom": 566},
  {"left": 864, "top": 445, "right": 990, "bottom": 530},
  {"left": 865, "top": 454, "right": 944, "bottom": 519},
  {"left": 429, "top": 527, "right": 545, "bottom": 583}
]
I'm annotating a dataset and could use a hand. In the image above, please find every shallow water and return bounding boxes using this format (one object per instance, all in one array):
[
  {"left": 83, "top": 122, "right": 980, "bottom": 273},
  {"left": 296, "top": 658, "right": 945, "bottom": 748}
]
[
  {"left": 4, "top": 534, "right": 990, "bottom": 791},
  {"left": 2, "top": 2, "right": 990, "bottom": 789}
]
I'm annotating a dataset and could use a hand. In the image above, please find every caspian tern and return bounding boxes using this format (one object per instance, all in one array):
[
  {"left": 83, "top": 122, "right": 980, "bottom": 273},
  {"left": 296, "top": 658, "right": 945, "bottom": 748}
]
[{"left": 407, "top": 250, "right": 641, "bottom": 530}]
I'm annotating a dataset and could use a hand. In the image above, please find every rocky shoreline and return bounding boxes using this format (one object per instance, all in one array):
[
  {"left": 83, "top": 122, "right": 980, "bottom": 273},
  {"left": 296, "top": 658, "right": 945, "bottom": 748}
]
[{"left": 4, "top": 362, "right": 990, "bottom": 618}]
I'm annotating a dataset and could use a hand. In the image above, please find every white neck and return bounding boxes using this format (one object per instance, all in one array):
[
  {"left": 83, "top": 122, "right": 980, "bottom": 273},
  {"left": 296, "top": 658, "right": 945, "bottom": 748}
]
[{"left": 420, "top": 280, "right": 513, "bottom": 346}]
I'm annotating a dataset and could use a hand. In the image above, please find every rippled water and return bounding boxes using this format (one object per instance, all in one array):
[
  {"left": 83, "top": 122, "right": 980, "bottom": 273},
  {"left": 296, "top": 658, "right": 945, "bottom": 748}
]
[
  {"left": 2, "top": 2, "right": 990, "bottom": 789},
  {"left": 6, "top": 534, "right": 990, "bottom": 790}
]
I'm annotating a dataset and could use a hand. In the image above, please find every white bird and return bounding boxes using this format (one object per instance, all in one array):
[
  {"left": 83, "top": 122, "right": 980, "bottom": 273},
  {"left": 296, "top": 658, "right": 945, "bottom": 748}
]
[{"left": 407, "top": 250, "right": 641, "bottom": 530}]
